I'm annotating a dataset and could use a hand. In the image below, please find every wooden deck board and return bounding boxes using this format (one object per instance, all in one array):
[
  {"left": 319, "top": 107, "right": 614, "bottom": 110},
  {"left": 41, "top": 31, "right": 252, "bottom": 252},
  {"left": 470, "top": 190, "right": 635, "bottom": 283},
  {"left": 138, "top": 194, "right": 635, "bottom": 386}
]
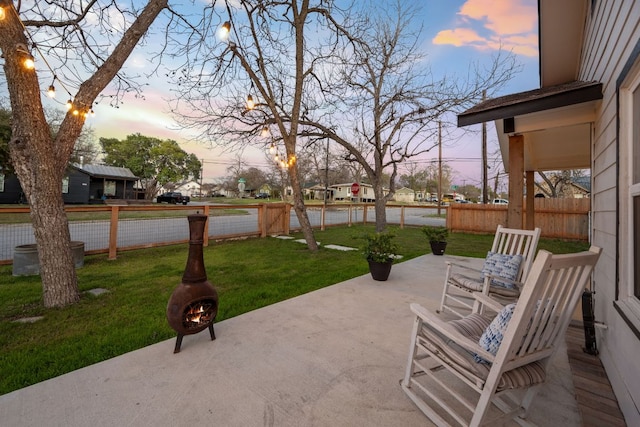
[{"left": 566, "top": 324, "right": 627, "bottom": 426}]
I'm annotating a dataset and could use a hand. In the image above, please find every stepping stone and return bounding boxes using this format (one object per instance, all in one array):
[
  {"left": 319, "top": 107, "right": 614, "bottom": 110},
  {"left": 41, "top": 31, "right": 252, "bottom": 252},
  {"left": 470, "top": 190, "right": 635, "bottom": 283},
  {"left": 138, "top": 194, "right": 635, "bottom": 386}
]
[
  {"left": 274, "top": 235, "right": 295, "bottom": 240},
  {"left": 324, "top": 244, "right": 357, "bottom": 251},
  {"left": 12, "top": 316, "right": 44, "bottom": 324},
  {"left": 86, "top": 288, "right": 110, "bottom": 296}
]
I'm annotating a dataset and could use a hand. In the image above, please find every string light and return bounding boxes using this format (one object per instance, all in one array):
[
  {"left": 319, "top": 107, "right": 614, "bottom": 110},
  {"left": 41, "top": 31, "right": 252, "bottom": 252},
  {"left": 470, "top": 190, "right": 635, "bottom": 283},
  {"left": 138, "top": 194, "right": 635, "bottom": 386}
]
[
  {"left": 15, "top": 43, "right": 35, "bottom": 70},
  {"left": 218, "top": 21, "right": 231, "bottom": 41},
  {"left": 47, "top": 76, "right": 57, "bottom": 98},
  {"left": 261, "top": 126, "right": 270, "bottom": 137},
  {"left": 246, "top": 94, "right": 254, "bottom": 110},
  {"left": 1, "top": 3, "right": 96, "bottom": 118}
]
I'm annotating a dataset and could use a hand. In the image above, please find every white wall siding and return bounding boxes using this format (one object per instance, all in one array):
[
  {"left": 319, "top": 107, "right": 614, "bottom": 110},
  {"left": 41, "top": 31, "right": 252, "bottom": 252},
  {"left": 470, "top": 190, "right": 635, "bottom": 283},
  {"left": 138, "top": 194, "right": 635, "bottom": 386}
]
[{"left": 580, "top": 1, "right": 640, "bottom": 423}]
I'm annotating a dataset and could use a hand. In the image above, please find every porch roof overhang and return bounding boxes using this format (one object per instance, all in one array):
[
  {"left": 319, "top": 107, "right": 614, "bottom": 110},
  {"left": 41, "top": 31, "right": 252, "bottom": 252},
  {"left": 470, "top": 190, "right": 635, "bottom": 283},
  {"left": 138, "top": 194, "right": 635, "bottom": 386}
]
[{"left": 457, "top": 80, "right": 602, "bottom": 172}]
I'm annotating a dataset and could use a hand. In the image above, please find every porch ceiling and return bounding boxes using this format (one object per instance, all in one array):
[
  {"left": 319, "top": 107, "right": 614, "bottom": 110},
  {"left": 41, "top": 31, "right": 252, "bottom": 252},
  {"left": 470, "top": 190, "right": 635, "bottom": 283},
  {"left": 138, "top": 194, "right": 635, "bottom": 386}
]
[{"left": 457, "top": 81, "right": 602, "bottom": 172}]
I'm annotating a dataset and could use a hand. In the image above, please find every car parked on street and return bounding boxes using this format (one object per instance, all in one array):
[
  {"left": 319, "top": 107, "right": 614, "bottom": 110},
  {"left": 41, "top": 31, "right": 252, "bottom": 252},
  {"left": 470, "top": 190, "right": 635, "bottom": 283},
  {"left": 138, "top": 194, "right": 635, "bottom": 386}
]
[
  {"left": 254, "top": 193, "right": 269, "bottom": 199},
  {"left": 156, "top": 192, "right": 190, "bottom": 205},
  {"left": 492, "top": 198, "right": 509, "bottom": 205}
]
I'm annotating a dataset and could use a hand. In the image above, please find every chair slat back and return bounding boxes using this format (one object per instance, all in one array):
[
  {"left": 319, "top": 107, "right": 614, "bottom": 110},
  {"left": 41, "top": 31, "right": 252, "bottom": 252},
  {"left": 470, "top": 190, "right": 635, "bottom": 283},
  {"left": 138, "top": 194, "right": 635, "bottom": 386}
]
[
  {"left": 490, "top": 225, "right": 542, "bottom": 282},
  {"left": 498, "top": 247, "right": 601, "bottom": 364}
]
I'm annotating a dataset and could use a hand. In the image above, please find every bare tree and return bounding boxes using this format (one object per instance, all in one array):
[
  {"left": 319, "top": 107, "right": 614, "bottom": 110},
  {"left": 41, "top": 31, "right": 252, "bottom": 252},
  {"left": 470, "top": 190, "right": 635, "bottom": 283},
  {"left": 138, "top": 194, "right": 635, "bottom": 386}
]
[
  {"left": 300, "top": 1, "right": 517, "bottom": 230},
  {"left": 170, "top": 0, "right": 357, "bottom": 251},
  {"left": 535, "top": 170, "right": 587, "bottom": 198},
  {"left": 0, "top": 0, "right": 169, "bottom": 307}
]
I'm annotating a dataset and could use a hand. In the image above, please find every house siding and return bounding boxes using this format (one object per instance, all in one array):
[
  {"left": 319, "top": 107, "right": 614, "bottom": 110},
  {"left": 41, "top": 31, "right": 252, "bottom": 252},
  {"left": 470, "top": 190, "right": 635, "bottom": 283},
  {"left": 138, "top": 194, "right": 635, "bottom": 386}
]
[{"left": 580, "top": 1, "right": 640, "bottom": 423}]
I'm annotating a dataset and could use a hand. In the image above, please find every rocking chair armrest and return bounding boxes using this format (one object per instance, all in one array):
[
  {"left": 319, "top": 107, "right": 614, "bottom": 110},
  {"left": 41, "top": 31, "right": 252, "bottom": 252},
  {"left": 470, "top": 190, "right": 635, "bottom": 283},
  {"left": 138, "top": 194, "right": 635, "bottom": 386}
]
[
  {"left": 471, "top": 292, "right": 505, "bottom": 313},
  {"left": 480, "top": 274, "right": 524, "bottom": 295},
  {"left": 409, "top": 303, "right": 495, "bottom": 363},
  {"left": 445, "top": 261, "right": 483, "bottom": 275}
]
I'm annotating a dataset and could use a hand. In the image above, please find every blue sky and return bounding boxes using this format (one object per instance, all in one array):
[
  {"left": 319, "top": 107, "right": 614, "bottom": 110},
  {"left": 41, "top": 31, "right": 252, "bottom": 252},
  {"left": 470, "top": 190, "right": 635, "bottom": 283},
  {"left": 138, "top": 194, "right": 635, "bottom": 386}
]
[{"left": 50, "top": 0, "right": 540, "bottom": 186}]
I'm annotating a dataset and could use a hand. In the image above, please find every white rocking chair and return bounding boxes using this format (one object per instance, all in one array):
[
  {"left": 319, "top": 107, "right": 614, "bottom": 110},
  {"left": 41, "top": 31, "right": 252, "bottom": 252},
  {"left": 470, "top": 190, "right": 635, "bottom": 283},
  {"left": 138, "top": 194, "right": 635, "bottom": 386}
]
[
  {"left": 402, "top": 246, "right": 601, "bottom": 427},
  {"left": 439, "top": 225, "right": 541, "bottom": 318}
]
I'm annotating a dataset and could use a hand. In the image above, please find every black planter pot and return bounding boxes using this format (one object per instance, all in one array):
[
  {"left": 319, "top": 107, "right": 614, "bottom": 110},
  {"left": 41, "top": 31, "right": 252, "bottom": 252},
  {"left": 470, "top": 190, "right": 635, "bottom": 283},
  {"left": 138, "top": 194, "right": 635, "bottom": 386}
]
[
  {"left": 430, "top": 241, "right": 447, "bottom": 256},
  {"left": 368, "top": 260, "right": 393, "bottom": 281}
]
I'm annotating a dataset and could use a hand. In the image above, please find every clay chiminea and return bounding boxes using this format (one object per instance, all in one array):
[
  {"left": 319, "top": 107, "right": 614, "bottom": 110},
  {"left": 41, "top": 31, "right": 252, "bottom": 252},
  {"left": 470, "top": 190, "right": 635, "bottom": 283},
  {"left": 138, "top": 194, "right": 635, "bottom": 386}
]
[{"left": 166, "top": 213, "right": 218, "bottom": 353}]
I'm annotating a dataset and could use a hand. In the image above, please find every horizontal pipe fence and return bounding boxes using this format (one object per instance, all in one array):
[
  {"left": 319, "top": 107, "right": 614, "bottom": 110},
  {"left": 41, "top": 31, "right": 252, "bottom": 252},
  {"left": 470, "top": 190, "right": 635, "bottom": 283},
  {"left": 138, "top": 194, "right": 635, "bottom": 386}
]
[{"left": 0, "top": 199, "right": 588, "bottom": 264}]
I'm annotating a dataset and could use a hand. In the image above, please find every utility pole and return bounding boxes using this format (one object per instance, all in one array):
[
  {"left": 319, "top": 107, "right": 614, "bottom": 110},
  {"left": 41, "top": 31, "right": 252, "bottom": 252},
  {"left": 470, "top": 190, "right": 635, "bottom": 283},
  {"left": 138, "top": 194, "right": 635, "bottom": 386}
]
[
  {"left": 437, "top": 120, "right": 442, "bottom": 216},
  {"left": 482, "top": 90, "right": 488, "bottom": 204},
  {"left": 200, "top": 158, "right": 204, "bottom": 199}
]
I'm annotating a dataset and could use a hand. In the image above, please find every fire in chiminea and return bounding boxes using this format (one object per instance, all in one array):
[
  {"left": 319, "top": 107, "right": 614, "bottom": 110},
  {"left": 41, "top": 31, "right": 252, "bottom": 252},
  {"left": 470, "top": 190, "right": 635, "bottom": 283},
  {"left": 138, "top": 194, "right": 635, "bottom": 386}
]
[{"left": 166, "top": 213, "right": 219, "bottom": 353}]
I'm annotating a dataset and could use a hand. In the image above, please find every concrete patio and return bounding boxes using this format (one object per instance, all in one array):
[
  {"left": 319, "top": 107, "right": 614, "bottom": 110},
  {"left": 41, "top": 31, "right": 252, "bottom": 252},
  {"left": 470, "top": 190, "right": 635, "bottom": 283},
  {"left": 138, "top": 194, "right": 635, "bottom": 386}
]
[{"left": 0, "top": 254, "right": 582, "bottom": 426}]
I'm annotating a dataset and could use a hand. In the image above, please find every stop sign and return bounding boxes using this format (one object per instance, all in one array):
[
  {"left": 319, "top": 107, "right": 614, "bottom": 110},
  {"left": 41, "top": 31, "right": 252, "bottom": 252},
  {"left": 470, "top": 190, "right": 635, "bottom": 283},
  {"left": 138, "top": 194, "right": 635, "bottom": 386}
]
[{"left": 351, "top": 182, "right": 360, "bottom": 195}]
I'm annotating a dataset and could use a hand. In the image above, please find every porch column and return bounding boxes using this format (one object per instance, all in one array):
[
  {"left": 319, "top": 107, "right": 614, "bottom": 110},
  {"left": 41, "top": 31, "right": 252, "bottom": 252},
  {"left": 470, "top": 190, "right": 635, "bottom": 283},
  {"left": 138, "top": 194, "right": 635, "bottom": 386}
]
[
  {"left": 507, "top": 134, "right": 524, "bottom": 229},
  {"left": 526, "top": 170, "right": 535, "bottom": 230}
]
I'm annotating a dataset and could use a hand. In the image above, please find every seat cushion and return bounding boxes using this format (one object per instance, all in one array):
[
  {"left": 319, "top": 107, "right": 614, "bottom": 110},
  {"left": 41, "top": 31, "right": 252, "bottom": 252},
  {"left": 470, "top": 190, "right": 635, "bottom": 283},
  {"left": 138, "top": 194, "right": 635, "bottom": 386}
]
[
  {"left": 481, "top": 252, "right": 523, "bottom": 289},
  {"left": 449, "top": 273, "right": 484, "bottom": 292},
  {"left": 418, "top": 312, "right": 546, "bottom": 391}
]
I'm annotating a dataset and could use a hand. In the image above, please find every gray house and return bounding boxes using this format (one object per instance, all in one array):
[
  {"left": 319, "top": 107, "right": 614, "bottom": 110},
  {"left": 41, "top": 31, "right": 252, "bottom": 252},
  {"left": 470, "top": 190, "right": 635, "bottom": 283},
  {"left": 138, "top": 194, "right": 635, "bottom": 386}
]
[{"left": 0, "top": 164, "right": 138, "bottom": 204}]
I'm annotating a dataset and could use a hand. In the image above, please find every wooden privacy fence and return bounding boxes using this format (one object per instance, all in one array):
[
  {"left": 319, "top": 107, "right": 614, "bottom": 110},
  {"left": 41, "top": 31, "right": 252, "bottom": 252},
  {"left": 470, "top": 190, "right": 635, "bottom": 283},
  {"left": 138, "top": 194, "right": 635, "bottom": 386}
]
[{"left": 447, "top": 198, "right": 590, "bottom": 240}]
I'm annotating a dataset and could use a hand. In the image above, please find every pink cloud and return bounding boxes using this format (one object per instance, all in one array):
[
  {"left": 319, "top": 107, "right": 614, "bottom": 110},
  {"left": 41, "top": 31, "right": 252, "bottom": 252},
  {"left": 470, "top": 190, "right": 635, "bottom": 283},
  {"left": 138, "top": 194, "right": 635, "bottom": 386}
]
[
  {"left": 460, "top": 0, "right": 537, "bottom": 35},
  {"left": 433, "top": 0, "right": 538, "bottom": 57}
]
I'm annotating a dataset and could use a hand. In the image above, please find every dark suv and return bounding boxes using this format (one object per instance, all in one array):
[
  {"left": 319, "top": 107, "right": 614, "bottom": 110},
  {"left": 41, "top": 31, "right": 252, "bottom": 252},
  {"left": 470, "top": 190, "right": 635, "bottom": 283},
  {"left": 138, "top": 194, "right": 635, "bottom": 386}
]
[{"left": 254, "top": 193, "right": 269, "bottom": 199}]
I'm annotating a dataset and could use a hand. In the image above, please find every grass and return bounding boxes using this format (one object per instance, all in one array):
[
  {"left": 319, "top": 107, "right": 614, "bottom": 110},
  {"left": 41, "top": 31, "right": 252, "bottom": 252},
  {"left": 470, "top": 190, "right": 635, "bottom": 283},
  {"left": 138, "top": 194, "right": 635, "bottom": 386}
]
[{"left": 0, "top": 224, "right": 589, "bottom": 395}]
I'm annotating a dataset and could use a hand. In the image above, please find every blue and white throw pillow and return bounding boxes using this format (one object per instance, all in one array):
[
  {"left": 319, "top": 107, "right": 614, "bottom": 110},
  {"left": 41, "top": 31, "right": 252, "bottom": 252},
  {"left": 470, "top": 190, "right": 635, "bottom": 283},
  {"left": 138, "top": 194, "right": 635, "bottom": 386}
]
[
  {"left": 480, "top": 251, "right": 523, "bottom": 289},
  {"left": 475, "top": 303, "right": 516, "bottom": 363}
]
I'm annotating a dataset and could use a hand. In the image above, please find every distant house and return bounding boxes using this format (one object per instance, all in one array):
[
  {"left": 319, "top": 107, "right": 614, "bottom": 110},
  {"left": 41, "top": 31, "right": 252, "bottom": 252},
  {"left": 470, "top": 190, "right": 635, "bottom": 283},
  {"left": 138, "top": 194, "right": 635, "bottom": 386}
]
[
  {"left": 330, "top": 183, "right": 388, "bottom": 202},
  {"left": 393, "top": 187, "right": 416, "bottom": 203},
  {"left": 0, "top": 164, "right": 138, "bottom": 204},
  {"left": 173, "top": 180, "right": 202, "bottom": 197}
]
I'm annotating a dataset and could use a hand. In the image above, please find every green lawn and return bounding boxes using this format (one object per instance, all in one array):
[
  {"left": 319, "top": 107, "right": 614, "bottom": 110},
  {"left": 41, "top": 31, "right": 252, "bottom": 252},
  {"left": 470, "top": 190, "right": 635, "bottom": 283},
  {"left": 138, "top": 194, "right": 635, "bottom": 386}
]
[{"left": 0, "top": 224, "right": 589, "bottom": 395}]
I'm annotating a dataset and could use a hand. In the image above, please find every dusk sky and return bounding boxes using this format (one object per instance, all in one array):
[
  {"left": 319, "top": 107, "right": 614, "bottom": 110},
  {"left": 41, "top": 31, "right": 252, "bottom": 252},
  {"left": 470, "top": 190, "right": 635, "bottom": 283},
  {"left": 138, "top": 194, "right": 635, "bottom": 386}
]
[{"left": 42, "top": 0, "right": 540, "bottom": 186}]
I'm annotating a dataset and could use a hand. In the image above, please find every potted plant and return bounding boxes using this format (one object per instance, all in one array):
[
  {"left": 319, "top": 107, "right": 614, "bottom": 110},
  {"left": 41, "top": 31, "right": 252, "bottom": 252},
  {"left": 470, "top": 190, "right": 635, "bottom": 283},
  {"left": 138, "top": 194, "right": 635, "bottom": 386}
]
[
  {"left": 362, "top": 231, "right": 398, "bottom": 281},
  {"left": 422, "top": 226, "right": 448, "bottom": 256}
]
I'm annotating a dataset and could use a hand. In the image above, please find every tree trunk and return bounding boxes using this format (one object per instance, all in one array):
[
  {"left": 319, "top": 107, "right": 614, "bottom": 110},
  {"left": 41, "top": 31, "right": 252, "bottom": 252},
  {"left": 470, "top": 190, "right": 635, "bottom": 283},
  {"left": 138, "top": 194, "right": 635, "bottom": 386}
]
[
  {"left": 0, "top": 0, "right": 168, "bottom": 308},
  {"left": 31, "top": 185, "right": 80, "bottom": 307},
  {"left": 373, "top": 185, "right": 388, "bottom": 232},
  {"left": 288, "top": 159, "right": 318, "bottom": 251}
]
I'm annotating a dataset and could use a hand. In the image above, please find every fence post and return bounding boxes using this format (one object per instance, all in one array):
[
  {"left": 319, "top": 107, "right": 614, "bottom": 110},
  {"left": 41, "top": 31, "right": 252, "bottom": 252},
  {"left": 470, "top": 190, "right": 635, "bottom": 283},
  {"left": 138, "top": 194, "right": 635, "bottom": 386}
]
[
  {"left": 321, "top": 204, "right": 326, "bottom": 231},
  {"left": 400, "top": 206, "right": 405, "bottom": 229},
  {"left": 348, "top": 204, "right": 352, "bottom": 227},
  {"left": 284, "top": 203, "right": 291, "bottom": 235},
  {"left": 203, "top": 205, "right": 210, "bottom": 246},
  {"left": 108, "top": 206, "right": 119, "bottom": 260},
  {"left": 259, "top": 204, "right": 266, "bottom": 237},
  {"left": 362, "top": 204, "right": 368, "bottom": 224}
]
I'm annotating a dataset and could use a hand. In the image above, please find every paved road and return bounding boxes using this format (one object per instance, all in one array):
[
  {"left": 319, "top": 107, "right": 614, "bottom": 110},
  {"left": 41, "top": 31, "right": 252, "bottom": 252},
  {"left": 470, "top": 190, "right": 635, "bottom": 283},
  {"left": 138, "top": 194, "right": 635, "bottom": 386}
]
[{"left": 0, "top": 205, "right": 445, "bottom": 262}]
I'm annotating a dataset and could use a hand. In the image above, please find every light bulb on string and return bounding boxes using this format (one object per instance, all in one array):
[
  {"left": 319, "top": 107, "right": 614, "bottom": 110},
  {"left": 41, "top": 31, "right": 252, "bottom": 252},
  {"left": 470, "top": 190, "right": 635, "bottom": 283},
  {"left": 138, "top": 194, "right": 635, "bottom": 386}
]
[
  {"left": 0, "top": 7, "right": 6, "bottom": 21},
  {"left": 269, "top": 142, "right": 276, "bottom": 155},
  {"left": 261, "top": 126, "right": 270, "bottom": 137},
  {"left": 47, "top": 76, "right": 57, "bottom": 98},
  {"left": 246, "top": 94, "right": 254, "bottom": 110},
  {"left": 16, "top": 44, "right": 35, "bottom": 70},
  {"left": 66, "top": 99, "right": 73, "bottom": 110},
  {"left": 218, "top": 21, "right": 231, "bottom": 41},
  {"left": 23, "top": 57, "right": 35, "bottom": 69}
]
